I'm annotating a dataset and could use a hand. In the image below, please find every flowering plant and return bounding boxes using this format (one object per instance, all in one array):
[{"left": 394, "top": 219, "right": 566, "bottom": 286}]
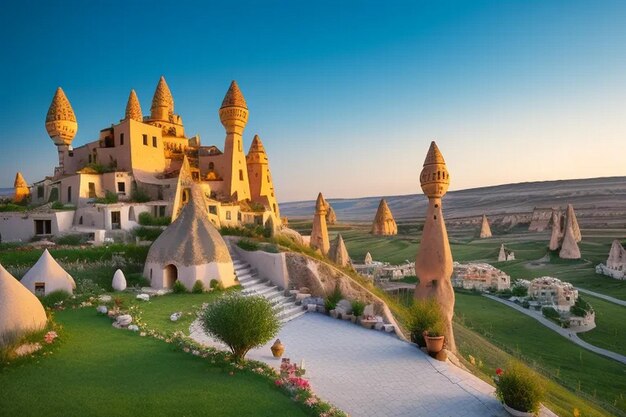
[
  {"left": 494, "top": 362, "right": 543, "bottom": 415},
  {"left": 44, "top": 331, "right": 58, "bottom": 344}
]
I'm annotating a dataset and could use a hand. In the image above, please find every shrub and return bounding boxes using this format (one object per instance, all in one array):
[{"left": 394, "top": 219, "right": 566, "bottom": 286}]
[
  {"left": 570, "top": 297, "right": 593, "bottom": 317},
  {"left": 511, "top": 285, "right": 528, "bottom": 297},
  {"left": 495, "top": 361, "right": 544, "bottom": 413},
  {"left": 262, "top": 244, "right": 280, "bottom": 253},
  {"left": 76, "top": 279, "right": 103, "bottom": 296},
  {"left": 541, "top": 306, "right": 560, "bottom": 321},
  {"left": 209, "top": 279, "right": 220, "bottom": 290},
  {"left": 138, "top": 212, "right": 171, "bottom": 226},
  {"left": 54, "top": 234, "right": 86, "bottom": 246},
  {"left": 237, "top": 239, "right": 259, "bottom": 251},
  {"left": 201, "top": 294, "right": 280, "bottom": 360},
  {"left": 94, "top": 190, "right": 119, "bottom": 204},
  {"left": 408, "top": 298, "right": 445, "bottom": 346},
  {"left": 324, "top": 284, "right": 343, "bottom": 311},
  {"left": 40, "top": 290, "right": 71, "bottom": 308},
  {"left": 351, "top": 300, "right": 366, "bottom": 317},
  {"left": 130, "top": 187, "right": 151, "bottom": 203},
  {"left": 133, "top": 226, "right": 163, "bottom": 241},
  {"left": 51, "top": 201, "right": 65, "bottom": 210},
  {"left": 521, "top": 300, "right": 530, "bottom": 309},
  {"left": 192, "top": 280, "right": 205, "bottom": 294},
  {"left": 0, "top": 203, "right": 28, "bottom": 213},
  {"left": 172, "top": 280, "right": 188, "bottom": 294}
]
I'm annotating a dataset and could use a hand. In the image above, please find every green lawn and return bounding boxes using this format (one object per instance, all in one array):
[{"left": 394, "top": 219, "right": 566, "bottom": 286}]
[
  {"left": 577, "top": 295, "right": 626, "bottom": 356},
  {"left": 454, "top": 292, "right": 626, "bottom": 416},
  {"left": 0, "top": 308, "right": 308, "bottom": 417}
]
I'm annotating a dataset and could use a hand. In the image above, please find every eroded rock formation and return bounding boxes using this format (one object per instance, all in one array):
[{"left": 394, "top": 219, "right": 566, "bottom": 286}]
[
  {"left": 328, "top": 234, "right": 351, "bottom": 267},
  {"left": 371, "top": 199, "right": 397, "bottom": 235},
  {"left": 13, "top": 172, "right": 29, "bottom": 203},
  {"left": 479, "top": 214, "right": 492, "bottom": 238},
  {"left": 310, "top": 192, "right": 330, "bottom": 255}
]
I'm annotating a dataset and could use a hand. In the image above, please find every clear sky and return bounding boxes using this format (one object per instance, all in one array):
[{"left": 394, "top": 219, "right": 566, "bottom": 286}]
[{"left": 1, "top": 0, "right": 625, "bottom": 202}]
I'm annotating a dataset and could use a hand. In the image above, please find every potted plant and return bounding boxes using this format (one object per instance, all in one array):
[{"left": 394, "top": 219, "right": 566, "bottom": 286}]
[
  {"left": 495, "top": 361, "right": 544, "bottom": 416},
  {"left": 408, "top": 298, "right": 445, "bottom": 349},
  {"left": 423, "top": 320, "right": 445, "bottom": 354},
  {"left": 351, "top": 300, "right": 365, "bottom": 323}
]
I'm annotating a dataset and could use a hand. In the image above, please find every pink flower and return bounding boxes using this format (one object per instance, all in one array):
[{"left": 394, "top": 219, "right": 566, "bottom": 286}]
[
  {"left": 43, "top": 331, "right": 58, "bottom": 344},
  {"left": 275, "top": 379, "right": 284, "bottom": 386},
  {"left": 495, "top": 368, "right": 503, "bottom": 376}
]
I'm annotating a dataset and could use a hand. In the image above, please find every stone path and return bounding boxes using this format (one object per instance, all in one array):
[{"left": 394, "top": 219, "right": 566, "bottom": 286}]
[
  {"left": 483, "top": 294, "right": 626, "bottom": 365},
  {"left": 575, "top": 287, "right": 626, "bottom": 307},
  {"left": 190, "top": 313, "right": 558, "bottom": 417}
]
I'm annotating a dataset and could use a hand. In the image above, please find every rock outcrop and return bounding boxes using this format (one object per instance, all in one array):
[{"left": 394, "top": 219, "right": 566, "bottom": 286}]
[
  {"left": 548, "top": 204, "right": 582, "bottom": 259},
  {"left": 328, "top": 234, "right": 351, "bottom": 267},
  {"left": 13, "top": 172, "right": 30, "bottom": 203},
  {"left": 549, "top": 209, "right": 563, "bottom": 251},
  {"left": 607, "top": 239, "right": 626, "bottom": 270},
  {"left": 112, "top": 269, "right": 127, "bottom": 291},
  {"left": 528, "top": 208, "right": 554, "bottom": 232},
  {"left": 498, "top": 244, "right": 515, "bottom": 261},
  {"left": 559, "top": 217, "right": 581, "bottom": 259},
  {"left": 364, "top": 252, "right": 373, "bottom": 265},
  {"left": 479, "top": 215, "right": 492, "bottom": 238},
  {"left": 326, "top": 204, "right": 337, "bottom": 225},
  {"left": 371, "top": 199, "right": 397, "bottom": 236},
  {"left": 310, "top": 193, "right": 330, "bottom": 255}
]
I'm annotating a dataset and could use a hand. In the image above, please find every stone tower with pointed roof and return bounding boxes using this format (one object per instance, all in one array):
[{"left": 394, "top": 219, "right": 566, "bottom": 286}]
[
  {"left": 171, "top": 155, "right": 195, "bottom": 222},
  {"left": 371, "top": 199, "right": 397, "bottom": 235},
  {"left": 219, "top": 81, "right": 251, "bottom": 201},
  {"left": 45, "top": 87, "right": 77, "bottom": 175},
  {"left": 13, "top": 172, "right": 30, "bottom": 203},
  {"left": 148, "top": 76, "right": 185, "bottom": 137},
  {"left": 414, "top": 141, "right": 456, "bottom": 352},
  {"left": 124, "top": 89, "right": 143, "bottom": 122},
  {"left": 479, "top": 214, "right": 492, "bottom": 238},
  {"left": 310, "top": 192, "right": 330, "bottom": 255},
  {"left": 246, "top": 134, "right": 280, "bottom": 220},
  {"left": 326, "top": 201, "right": 337, "bottom": 225}
]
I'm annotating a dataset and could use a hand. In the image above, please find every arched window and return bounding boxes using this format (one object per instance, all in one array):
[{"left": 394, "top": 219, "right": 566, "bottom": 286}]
[{"left": 208, "top": 162, "right": 214, "bottom": 171}]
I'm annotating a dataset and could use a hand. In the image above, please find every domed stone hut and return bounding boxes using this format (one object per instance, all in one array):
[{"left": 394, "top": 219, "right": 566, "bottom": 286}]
[
  {"left": 143, "top": 187, "right": 236, "bottom": 290},
  {"left": 0, "top": 263, "right": 47, "bottom": 346},
  {"left": 20, "top": 249, "right": 75, "bottom": 296}
]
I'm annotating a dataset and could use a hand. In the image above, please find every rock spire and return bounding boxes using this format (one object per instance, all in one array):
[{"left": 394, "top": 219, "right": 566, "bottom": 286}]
[
  {"left": 371, "top": 199, "right": 397, "bottom": 235},
  {"left": 310, "top": 193, "right": 330, "bottom": 255},
  {"left": 329, "top": 234, "right": 351, "bottom": 267},
  {"left": 479, "top": 215, "right": 492, "bottom": 238}
]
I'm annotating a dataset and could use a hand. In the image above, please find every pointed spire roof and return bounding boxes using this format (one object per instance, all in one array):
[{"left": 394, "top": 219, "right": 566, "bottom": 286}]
[
  {"left": 125, "top": 89, "right": 143, "bottom": 122},
  {"left": 315, "top": 192, "right": 327, "bottom": 214},
  {"left": 248, "top": 134, "right": 266, "bottom": 154},
  {"left": 151, "top": 76, "right": 174, "bottom": 113},
  {"left": 479, "top": 214, "right": 492, "bottom": 238},
  {"left": 221, "top": 80, "right": 247, "bottom": 109},
  {"left": 20, "top": 249, "right": 76, "bottom": 296},
  {"left": 0, "top": 263, "right": 47, "bottom": 344},
  {"left": 371, "top": 199, "right": 397, "bottom": 235},
  {"left": 559, "top": 223, "right": 581, "bottom": 259},
  {"left": 423, "top": 141, "right": 446, "bottom": 166},
  {"left": 146, "top": 186, "right": 232, "bottom": 266},
  {"left": 329, "top": 234, "right": 351, "bottom": 267},
  {"left": 46, "top": 87, "right": 76, "bottom": 123},
  {"left": 14, "top": 172, "right": 27, "bottom": 188}
]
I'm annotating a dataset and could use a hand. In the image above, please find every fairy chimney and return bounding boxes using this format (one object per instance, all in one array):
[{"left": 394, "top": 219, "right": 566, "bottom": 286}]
[
  {"left": 326, "top": 203, "right": 337, "bottom": 225},
  {"left": 310, "top": 193, "right": 330, "bottom": 255},
  {"left": 559, "top": 205, "right": 582, "bottom": 259},
  {"left": 371, "top": 199, "right": 397, "bottom": 235},
  {"left": 414, "top": 141, "right": 456, "bottom": 352},
  {"left": 479, "top": 214, "right": 492, "bottom": 238},
  {"left": 607, "top": 240, "right": 626, "bottom": 270},
  {"left": 329, "top": 234, "right": 351, "bottom": 267},
  {"left": 549, "top": 209, "right": 564, "bottom": 251},
  {"left": 13, "top": 172, "right": 30, "bottom": 203}
]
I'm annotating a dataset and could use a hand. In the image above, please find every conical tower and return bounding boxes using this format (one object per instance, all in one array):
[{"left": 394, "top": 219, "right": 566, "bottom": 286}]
[
  {"left": 371, "top": 199, "right": 397, "bottom": 235},
  {"left": 150, "top": 76, "right": 174, "bottom": 121},
  {"left": 125, "top": 89, "right": 143, "bottom": 122},
  {"left": 565, "top": 204, "right": 582, "bottom": 243},
  {"left": 45, "top": 87, "right": 77, "bottom": 174},
  {"left": 548, "top": 209, "right": 563, "bottom": 251},
  {"left": 171, "top": 155, "right": 194, "bottom": 222},
  {"left": 479, "top": 214, "right": 492, "bottom": 238},
  {"left": 13, "top": 172, "right": 30, "bottom": 203},
  {"left": 364, "top": 252, "right": 373, "bottom": 264},
  {"left": 246, "top": 134, "right": 280, "bottom": 221},
  {"left": 414, "top": 141, "right": 456, "bottom": 352},
  {"left": 326, "top": 203, "right": 337, "bottom": 225},
  {"left": 329, "top": 234, "right": 351, "bottom": 267},
  {"left": 219, "top": 81, "right": 251, "bottom": 201},
  {"left": 310, "top": 193, "right": 330, "bottom": 255}
]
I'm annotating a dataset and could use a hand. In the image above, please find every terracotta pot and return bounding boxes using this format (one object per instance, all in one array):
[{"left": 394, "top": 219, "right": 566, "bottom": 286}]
[
  {"left": 423, "top": 333, "right": 445, "bottom": 354},
  {"left": 270, "top": 339, "right": 284, "bottom": 358},
  {"left": 503, "top": 403, "right": 536, "bottom": 417}
]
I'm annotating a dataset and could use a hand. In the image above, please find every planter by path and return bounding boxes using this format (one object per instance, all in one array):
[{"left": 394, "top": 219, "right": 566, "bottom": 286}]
[
  {"left": 424, "top": 334, "right": 445, "bottom": 354},
  {"left": 503, "top": 403, "right": 536, "bottom": 417}
]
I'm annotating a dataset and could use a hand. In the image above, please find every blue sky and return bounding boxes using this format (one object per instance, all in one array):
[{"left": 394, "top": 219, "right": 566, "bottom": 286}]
[{"left": 1, "top": 1, "right": 625, "bottom": 202}]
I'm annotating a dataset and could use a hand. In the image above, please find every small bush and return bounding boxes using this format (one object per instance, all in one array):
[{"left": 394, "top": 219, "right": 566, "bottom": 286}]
[
  {"left": 541, "top": 306, "right": 560, "bottom": 320},
  {"left": 0, "top": 203, "right": 28, "bottom": 213},
  {"left": 133, "top": 226, "right": 163, "bottom": 241},
  {"left": 351, "top": 300, "right": 366, "bottom": 317},
  {"left": 138, "top": 212, "right": 171, "bottom": 226},
  {"left": 192, "top": 280, "right": 205, "bottom": 294},
  {"left": 570, "top": 296, "right": 593, "bottom": 317},
  {"left": 172, "top": 280, "right": 188, "bottom": 294},
  {"left": 201, "top": 294, "right": 281, "bottom": 360},
  {"left": 262, "top": 244, "right": 280, "bottom": 253},
  {"left": 521, "top": 300, "right": 530, "bottom": 309},
  {"left": 209, "top": 279, "right": 220, "bottom": 290},
  {"left": 495, "top": 361, "right": 544, "bottom": 413},
  {"left": 324, "top": 284, "right": 343, "bottom": 311},
  {"left": 408, "top": 298, "right": 445, "bottom": 345},
  {"left": 94, "top": 190, "right": 119, "bottom": 204},
  {"left": 54, "top": 234, "right": 86, "bottom": 246},
  {"left": 76, "top": 279, "right": 103, "bottom": 296},
  {"left": 130, "top": 187, "right": 151, "bottom": 203},
  {"left": 51, "top": 201, "right": 65, "bottom": 210},
  {"left": 40, "top": 290, "right": 71, "bottom": 308},
  {"left": 511, "top": 285, "right": 528, "bottom": 297},
  {"left": 237, "top": 239, "right": 259, "bottom": 251}
]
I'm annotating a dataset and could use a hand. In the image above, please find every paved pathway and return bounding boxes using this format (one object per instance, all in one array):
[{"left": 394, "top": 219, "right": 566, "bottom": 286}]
[
  {"left": 191, "top": 313, "right": 557, "bottom": 417},
  {"left": 575, "top": 287, "right": 626, "bottom": 307},
  {"left": 483, "top": 294, "right": 626, "bottom": 365}
]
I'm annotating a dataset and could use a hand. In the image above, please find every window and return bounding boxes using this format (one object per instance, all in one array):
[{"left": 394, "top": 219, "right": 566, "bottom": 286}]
[
  {"left": 208, "top": 162, "right": 214, "bottom": 171},
  {"left": 238, "top": 139, "right": 242, "bottom": 152},
  {"left": 67, "top": 186, "right": 72, "bottom": 203},
  {"left": 225, "top": 211, "right": 231, "bottom": 220},
  {"left": 237, "top": 212, "right": 242, "bottom": 221},
  {"left": 35, "top": 282, "right": 45, "bottom": 297},
  {"left": 120, "top": 133, "right": 124, "bottom": 145},
  {"left": 88, "top": 154, "right": 92, "bottom": 163},
  {"left": 239, "top": 170, "right": 243, "bottom": 181},
  {"left": 143, "top": 134, "right": 148, "bottom": 145},
  {"left": 209, "top": 205, "right": 217, "bottom": 215},
  {"left": 34, "top": 220, "right": 52, "bottom": 235},
  {"left": 117, "top": 182, "right": 126, "bottom": 194},
  {"left": 88, "top": 182, "right": 96, "bottom": 198},
  {"left": 111, "top": 211, "right": 121, "bottom": 229},
  {"left": 37, "top": 186, "right": 44, "bottom": 199},
  {"left": 152, "top": 136, "right": 157, "bottom": 147},
  {"left": 79, "top": 216, "right": 83, "bottom": 225}
]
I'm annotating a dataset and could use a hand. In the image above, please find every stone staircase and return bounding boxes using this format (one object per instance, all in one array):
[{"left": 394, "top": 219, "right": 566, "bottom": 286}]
[{"left": 231, "top": 256, "right": 306, "bottom": 324}]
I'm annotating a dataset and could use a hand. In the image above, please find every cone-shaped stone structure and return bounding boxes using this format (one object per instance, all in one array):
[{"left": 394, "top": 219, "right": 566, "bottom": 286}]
[
  {"left": 247, "top": 134, "right": 281, "bottom": 220},
  {"left": 326, "top": 204, "right": 337, "bottom": 225},
  {"left": 548, "top": 209, "right": 563, "bottom": 251},
  {"left": 371, "top": 199, "right": 397, "bottom": 235},
  {"left": 45, "top": 87, "right": 78, "bottom": 147},
  {"left": 607, "top": 240, "right": 626, "bottom": 270},
  {"left": 144, "top": 186, "right": 236, "bottom": 290},
  {"left": 0, "top": 263, "right": 47, "bottom": 346},
  {"left": 310, "top": 193, "right": 330, "bottom": 255},
  {"left": 125, "top": 89, "right": 143, "bottom": 122},
  {"left": 112, "top": 269, "right": 127, "bottom": 291},
  {"left": 364, "top": 252, "right": 373, "bottom": 265},
  {"left": 13, "top": 172, "right": 30, "bottom": 203},
  {"left": 565, "top": 204, "right": 582, "bottom": 243},
  {"left": 559, "top": 222, "right": 581, "bottom": 259},
  {"left": 328, "top": 234, "right": 351, "bottom": 267},
  {"left": 479, "top": 214, "right": 492, "bottom": 238},
  {"left": 220, "top": 80, "right": 247, "bottom": 109},
  {"left": 21, "top": 249, "right": 76, "bottom": 296},
  {"left": 414, "top": 141, "right": 456, "bottom": 352},
  {"left": 150, "top": 76, "right": 174, "bottom": 120},
  {"left": 498, "top": 244, "right": 506, "bottom": 262}
]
